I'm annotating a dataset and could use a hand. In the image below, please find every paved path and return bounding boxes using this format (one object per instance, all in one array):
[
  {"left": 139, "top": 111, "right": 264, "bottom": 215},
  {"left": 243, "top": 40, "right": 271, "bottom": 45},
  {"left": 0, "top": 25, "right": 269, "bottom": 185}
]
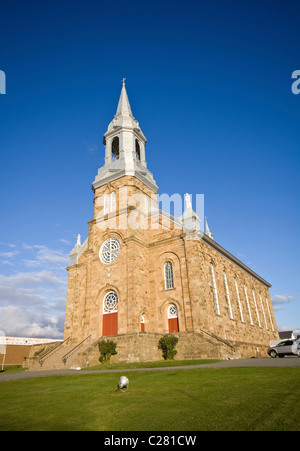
[{"left": 1, "top": 357, "right": 299, "bottom": 382}]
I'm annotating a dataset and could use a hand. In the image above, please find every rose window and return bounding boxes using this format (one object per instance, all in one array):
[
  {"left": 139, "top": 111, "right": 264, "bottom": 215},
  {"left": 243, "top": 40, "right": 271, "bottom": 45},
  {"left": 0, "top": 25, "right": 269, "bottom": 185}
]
[
  {"left": 103, "top": 291, "right": 118, "bottom": 313},
  {"left": 99, "top": 238, "right": 120, "bottom": 264}
]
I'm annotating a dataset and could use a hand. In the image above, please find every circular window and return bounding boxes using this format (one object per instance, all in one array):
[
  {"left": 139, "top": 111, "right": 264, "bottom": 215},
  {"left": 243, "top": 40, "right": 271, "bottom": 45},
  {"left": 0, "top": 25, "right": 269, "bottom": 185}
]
[
  {"left": 103, "top": 291, "right": 118, "bottom": 313},
  {"left": 100, "top": 238, "right": 120, "bottom": 264}
]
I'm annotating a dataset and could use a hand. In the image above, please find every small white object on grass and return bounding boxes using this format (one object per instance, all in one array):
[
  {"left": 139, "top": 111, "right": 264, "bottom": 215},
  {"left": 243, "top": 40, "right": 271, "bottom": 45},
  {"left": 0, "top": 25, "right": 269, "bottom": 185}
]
[{"left": 118, "top": 376, "right": 129, "bottom": 392}]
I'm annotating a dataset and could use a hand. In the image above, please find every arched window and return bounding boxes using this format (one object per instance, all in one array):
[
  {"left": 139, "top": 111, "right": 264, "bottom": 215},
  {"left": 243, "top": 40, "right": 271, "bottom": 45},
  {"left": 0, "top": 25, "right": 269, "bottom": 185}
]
[
  {"left": 210, "top": 263, "right": 220, "bottom": 316},
  {"left": 244, "top": 285, "right": 253, "bottom": 326},
  {"left": 135, "top": 140, "right": 141, "bottom": 161},
  {"left": 168, "top": 304, "right": 179, "bottom": 333},
  {"left": 111, "top": 191, "right": 116, "bottom": 211},
  {"left": 140, "top": 315, "right": 145, "bottom": 332},
  {"left": 252, "top": 290, "right": 261, "bottom": 328},
  {"left": 223, "top": 271, "right": 233, "bottom": 320},
  {"left": 102, "top": 291, "right": 118, "bottom": 336},
  {"left": 164, "top": 262, "right": 174, "bottom": 290},
  {"left": 111, "top": 137, "right": 119, "bottom": 160},
  {"left": 234, "top": 279, "right": 244, "bottom": 323},
  {"left": 259, "top": 294, "right": 268, "bottom": 329},
  {"left": 104, "top": 194, "right": 110, "bottom": 215},
  {"left": 104, "top": 192, "right": 116, "bottom": 216}
]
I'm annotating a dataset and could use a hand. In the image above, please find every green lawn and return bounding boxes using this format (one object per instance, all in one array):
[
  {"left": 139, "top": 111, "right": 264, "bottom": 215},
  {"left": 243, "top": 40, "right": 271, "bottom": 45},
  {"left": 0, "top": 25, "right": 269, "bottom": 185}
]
[
  {"left": 86, "top": 358, "right": 221, "bottom": 371},
  {"left": 0, "top": 365, "right": 25, "bottom": 375},
  {"left": 0, "top": 367, "right": 299, "bottom": 431}
]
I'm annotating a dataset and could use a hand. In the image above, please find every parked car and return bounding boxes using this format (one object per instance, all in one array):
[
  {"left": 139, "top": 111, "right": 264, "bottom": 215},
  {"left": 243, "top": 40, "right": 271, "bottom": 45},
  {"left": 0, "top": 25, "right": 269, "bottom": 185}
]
[{"left": 268, "top": 339, "right": 300, "bottom": 358}]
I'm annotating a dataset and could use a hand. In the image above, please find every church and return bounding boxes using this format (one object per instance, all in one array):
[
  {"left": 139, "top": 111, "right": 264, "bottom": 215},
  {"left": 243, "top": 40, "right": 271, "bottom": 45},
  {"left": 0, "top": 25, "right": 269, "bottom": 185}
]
[
  {"left": 29, "top": 82, "right": 279, "bottom": 369},
  {"left": 60, "top": 81, "right": 279, "bottom": 364}
]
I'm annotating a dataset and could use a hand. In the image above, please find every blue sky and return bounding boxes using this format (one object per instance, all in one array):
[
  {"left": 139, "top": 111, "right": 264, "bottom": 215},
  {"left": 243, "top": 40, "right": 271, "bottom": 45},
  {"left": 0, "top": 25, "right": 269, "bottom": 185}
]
[{"left": 0, "top": 0, "right": 299, "bottom": 338}]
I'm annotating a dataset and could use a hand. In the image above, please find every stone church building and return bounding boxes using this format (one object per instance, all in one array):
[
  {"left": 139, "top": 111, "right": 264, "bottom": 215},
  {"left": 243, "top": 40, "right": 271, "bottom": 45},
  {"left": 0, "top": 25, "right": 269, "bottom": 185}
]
[{"left": 29, "top": 82, "right": 279, "bottom": 369}]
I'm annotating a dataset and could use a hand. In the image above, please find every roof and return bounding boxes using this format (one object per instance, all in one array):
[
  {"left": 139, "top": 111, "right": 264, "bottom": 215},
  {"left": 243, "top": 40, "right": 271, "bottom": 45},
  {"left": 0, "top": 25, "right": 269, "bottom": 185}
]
[
  {"left": 279, "top": 331, "right": 294, "bottom": 339},
  {"left": 116, "top": 81, "right": 132, "bottom": 116}
]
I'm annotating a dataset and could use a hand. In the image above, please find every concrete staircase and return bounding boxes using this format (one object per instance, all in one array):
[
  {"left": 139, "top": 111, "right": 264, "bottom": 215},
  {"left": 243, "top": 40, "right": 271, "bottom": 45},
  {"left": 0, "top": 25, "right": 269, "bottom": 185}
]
[{"left": 28, "top": 336, "right": 95, "bottom": 371}]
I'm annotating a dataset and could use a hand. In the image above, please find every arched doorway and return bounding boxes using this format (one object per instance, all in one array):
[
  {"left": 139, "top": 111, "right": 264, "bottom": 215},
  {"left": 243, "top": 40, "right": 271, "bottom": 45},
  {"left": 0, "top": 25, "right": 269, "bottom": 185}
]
[
  {"left": 102, "top": 291, "right": 118, "bottom": 336},
  {"left": 140, "top": 315, "right": 145, "bottom": 332},
  {"left": 168, "top": 304, "right": 179, "bottom": 333}
]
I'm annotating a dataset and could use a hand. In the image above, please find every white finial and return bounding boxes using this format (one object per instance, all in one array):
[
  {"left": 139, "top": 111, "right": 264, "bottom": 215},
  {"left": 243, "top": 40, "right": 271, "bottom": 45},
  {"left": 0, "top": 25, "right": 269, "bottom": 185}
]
[
  {"left": 76, "top": 234, "right": 81, "bottom": 246},
  {"left": 185, "top": 193, "right": 192, "bottom": 210},
  {"left": 205, "top": 217, "right": 214, "bottom": 239},
  {"left": 122, "top": 77, "right": 126, "bottom": 86}
]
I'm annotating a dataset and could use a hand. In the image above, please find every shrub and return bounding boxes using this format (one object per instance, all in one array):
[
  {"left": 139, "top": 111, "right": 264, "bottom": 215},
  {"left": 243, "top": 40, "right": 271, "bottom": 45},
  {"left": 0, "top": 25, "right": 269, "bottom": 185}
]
[
  {"left": 158, "top": 335, "right": 178, "bottom": 360},
  {"left": 98, "top": 339, "right": 117, "bottom": 364}
]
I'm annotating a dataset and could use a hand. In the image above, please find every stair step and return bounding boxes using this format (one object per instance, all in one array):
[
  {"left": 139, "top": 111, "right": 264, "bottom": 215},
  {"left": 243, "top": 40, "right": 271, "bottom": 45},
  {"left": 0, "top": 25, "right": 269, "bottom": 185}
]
[{"left": 28, "top": 337, "right": 96, "bottom": 371}]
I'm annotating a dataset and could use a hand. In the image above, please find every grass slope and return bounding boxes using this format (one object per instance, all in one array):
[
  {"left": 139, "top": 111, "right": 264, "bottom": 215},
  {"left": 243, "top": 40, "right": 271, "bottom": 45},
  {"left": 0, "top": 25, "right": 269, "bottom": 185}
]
[{"left": 0, "top": 367, "right": 299, "bottom": 431}]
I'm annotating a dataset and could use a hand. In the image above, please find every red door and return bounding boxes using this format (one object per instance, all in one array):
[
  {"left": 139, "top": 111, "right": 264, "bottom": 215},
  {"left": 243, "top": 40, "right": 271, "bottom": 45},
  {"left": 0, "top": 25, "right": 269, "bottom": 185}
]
[
  {"left": 102, "top": 312, "right": 118, "bottom": 336},
  {"left": 168, "top": 317, "right": 179, "bottom": 333}
]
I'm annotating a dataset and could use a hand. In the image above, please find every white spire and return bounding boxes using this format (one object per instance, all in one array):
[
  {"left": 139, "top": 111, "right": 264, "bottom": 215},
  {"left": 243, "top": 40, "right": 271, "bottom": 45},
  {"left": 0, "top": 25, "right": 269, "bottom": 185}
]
[
  {"left": 92, "top": 81, "right": 158, "bottom": 193},
  {"left": 205, "top": 217, "right": 214, "bottom": 240},
  {"left": 185, "top": 193, "right": 192, "bottom": 210},
  {"left": 116, "top": 78, "right": 132, "bottom": 116}
]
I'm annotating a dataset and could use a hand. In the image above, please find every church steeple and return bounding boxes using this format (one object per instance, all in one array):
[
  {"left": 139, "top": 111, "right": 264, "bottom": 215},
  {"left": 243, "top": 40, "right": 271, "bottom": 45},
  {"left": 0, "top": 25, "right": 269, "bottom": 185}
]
[
  {"left": 92, "top": 80, "right": 158, "bottom": 193},
  {"left": 116, "top": 79, "right": 132, "bottom": 116}
]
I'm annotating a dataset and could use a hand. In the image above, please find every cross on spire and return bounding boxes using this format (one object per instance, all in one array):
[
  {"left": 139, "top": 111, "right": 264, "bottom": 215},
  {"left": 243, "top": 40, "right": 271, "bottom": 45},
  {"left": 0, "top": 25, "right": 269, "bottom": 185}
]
[{"left": 122, "top": 77, "right": 126, "bottom": 86}]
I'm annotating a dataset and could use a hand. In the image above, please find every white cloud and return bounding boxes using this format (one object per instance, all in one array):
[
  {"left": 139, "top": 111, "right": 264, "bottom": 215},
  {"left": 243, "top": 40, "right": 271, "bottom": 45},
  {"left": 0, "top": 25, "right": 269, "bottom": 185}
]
[
  {"left": 0, "top": 306, "right": 64, "bottom": 339},
  {"left": 0, "top": 270, "right": 67, "bottom": 289},
  {"left": 0, "top": 250, "right": 19, "bottom": 258},
  {"left": 272, "top": 294, "right": 294, "bottom": 305},
  {"left": 59, "top": 238, "right": 72, "bottom": 245},
  {"left": 0, "top": 242, "right": 17, "bottom": 248},
  {"left": 33, "top": 245, "right": 69, "bottom": 266},
  {"left": 0, "top": 260, "right": 15, "bottom": 266},
  {"left": 0, "top": 243, "right": 68, "bottom": 338}
]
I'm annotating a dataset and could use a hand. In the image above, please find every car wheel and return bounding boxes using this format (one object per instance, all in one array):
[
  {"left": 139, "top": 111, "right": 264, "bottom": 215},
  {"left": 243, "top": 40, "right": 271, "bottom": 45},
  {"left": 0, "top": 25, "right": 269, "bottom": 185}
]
[{"left": 270, "top": 350, "right": 277, "bottom": 358}]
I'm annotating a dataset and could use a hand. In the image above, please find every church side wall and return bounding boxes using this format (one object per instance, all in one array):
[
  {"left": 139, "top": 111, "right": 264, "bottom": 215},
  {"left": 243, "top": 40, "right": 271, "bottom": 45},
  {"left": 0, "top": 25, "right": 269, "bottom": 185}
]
[{"left": 185, "top": 237, "right": 279, "bottom": 348}]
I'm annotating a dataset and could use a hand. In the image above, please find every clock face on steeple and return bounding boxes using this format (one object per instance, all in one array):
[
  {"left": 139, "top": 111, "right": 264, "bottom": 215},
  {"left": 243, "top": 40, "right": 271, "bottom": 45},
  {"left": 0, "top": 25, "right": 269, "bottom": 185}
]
[{"left": 99, "top": 238, "right": 120, "bottom": 264}]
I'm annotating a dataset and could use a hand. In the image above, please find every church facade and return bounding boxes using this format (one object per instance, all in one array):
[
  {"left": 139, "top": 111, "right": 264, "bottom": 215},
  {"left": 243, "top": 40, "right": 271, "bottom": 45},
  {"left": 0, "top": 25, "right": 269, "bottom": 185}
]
[{"left": 63, "top": 82, "right": 279, "bottom": 362}]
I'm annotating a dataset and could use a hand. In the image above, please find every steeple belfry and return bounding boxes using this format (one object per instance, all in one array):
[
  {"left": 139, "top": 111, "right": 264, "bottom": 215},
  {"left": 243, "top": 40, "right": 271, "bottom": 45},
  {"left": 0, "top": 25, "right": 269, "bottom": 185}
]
[{"left": 92, "top": 80, "right": 158, "bottom": 193}]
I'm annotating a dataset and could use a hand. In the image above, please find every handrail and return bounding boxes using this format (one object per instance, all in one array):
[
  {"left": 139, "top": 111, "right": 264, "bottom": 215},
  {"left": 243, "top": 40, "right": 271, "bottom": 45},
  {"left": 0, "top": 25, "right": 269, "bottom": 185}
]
[
  {"left": 39, "top": 337, "right": 70, "bottom": 366},
  {"left": 61, "top": 335, "right": 92, "bottom": 365},
  {"left": 200, "top": 329, "right": 235, "bottom": 351}
]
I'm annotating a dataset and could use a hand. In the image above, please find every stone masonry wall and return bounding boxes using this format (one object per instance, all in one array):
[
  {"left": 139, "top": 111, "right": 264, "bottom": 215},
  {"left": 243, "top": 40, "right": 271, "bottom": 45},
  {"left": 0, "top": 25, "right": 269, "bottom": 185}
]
[
  {"left": 63, "top": 175, "right": 279, "bottom": 364},
  {"left": 78, "top": 331, "right": 270, "bottom": 368}
]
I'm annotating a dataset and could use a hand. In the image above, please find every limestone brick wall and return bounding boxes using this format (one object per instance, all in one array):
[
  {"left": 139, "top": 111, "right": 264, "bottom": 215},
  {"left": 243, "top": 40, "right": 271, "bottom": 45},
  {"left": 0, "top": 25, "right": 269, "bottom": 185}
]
[
  {"left": 185, "top": 237, "right": 279, "bottom": 348},
  {"left": 78, "top": 331, "right": 270, "bottom": 367},
  {"left": 64, "top": 174, "right": 279, "bottom": 360}
]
